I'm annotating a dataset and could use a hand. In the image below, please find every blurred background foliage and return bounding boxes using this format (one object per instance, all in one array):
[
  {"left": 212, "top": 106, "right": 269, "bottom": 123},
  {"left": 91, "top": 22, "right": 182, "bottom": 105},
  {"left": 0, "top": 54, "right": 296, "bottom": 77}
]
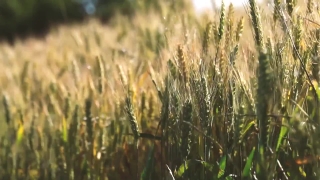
[{"left": 0, "top": 0, "right": 191, "bottom": 43}]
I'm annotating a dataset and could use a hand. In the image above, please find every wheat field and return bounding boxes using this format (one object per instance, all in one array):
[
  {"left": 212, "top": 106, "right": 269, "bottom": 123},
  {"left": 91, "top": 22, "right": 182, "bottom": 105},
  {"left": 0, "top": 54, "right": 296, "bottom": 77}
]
[{"left": 0, "top": 0, "right": 320, "bottom": 179}]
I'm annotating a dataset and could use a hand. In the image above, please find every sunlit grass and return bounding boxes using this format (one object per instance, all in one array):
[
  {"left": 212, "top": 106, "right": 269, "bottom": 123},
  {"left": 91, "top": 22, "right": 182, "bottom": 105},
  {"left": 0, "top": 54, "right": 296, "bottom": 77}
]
[{"left": 1, "top": 0, "right": 320, "bottom": 179}]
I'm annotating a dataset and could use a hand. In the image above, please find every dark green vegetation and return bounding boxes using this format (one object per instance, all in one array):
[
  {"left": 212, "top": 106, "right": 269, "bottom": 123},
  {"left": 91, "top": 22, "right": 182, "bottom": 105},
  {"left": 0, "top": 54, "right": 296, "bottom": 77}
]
[
  {"left": 0, "top": 0, "right": 172, "bottom": 44},
  {"left": 1, "top": 0, "right": 320, "bottom": 179}
]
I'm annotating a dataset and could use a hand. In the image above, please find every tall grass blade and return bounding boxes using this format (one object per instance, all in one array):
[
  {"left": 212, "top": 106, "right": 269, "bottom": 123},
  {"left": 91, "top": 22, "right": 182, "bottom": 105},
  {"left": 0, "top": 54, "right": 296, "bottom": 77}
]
[{"left": 242, "top": 147, "right": 256, "bottom": 178}]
